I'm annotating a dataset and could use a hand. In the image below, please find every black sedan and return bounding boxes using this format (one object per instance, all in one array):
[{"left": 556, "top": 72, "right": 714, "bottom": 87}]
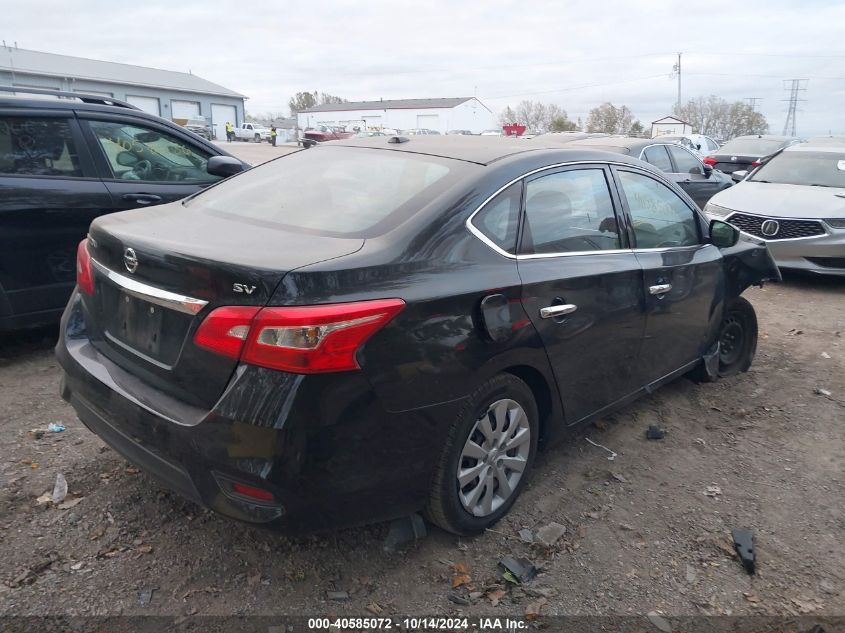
[
  {"left": 545, "top": 136, "right": 733, "bottom": 208},
  {"left": 57, "top": 136, "right": 779, "bottom": 534},
  {"left": 703, "top": 135, "right": 803, "bottom": 174}
]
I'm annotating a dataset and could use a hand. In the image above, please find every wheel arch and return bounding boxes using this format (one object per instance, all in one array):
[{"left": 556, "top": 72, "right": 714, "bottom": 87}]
[{"left": 500, "top": 363, "right": 561, "bottom": 445}]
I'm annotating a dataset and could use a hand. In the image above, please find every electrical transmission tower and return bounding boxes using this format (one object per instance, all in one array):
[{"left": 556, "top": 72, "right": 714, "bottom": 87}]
[
  {"left": 781, "top": 79, "right": 807, "bottom": 136},
  {"left": 745, "top": 97, "right": 761, "bottom": 111}
]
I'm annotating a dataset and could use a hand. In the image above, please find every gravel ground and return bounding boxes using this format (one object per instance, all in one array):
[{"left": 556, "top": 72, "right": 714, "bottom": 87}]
[{"left": 0, "top": 274, "right": 843, "bottom": 623}]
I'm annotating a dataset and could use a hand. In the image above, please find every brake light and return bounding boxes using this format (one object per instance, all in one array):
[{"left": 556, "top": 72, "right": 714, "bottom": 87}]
[
  {"left": 750, "top": 160, "right": 761, "bottom": 168},
  {"left": 193, "top": 299, "right": 405, "bottom": 374},
  {"left": 194, "top": 306, "right": 260, "bottom": 359},
  {"left": 703, "top": 156, "right": 717, "bottom": 166},
  {"left": 76, "top": 239, "right": 95, "bottom": 295}
]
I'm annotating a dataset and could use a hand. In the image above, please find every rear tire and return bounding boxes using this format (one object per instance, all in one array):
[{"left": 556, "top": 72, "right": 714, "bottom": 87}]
[
  {"left": 254, "top": 133, "right": 261, "bottom": 143},
  {"left": 425, "top": 374, "right": 538, "bottom": 535},
  {"left": 717, "top": 296, "right": 757, "bottom": 376}
]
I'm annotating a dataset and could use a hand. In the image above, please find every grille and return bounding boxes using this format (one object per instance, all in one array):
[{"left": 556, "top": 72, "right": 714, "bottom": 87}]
[{"left": 727, "top": 213, "right": 826, "bottom": 240}]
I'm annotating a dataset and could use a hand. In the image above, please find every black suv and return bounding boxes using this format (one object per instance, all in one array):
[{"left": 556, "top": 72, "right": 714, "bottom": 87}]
[{"left": 0, "top": 87, "right": 246, "bottom": 332}]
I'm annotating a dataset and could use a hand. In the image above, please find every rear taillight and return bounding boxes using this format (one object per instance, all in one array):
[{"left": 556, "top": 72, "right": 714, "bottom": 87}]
[
  {"left": 194, "top": 306, "right": 260, "bottom": 359},
  {"left": 76, "top": 239, "right": 95, "bottom": 295},
  {"left": 703, "top": 156, "right": 717, "bottom": 166},
  {"left": 750, "top": 160, "right": 761, "bottom": 168},
  {"left": 194, "top": 299, "right": 405, "bottom": 374}
]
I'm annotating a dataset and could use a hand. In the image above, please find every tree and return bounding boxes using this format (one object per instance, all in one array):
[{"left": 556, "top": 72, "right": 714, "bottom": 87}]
[
  {"left": 288, "top": 91, "right": 349, "bottom": 116},
  {"left": 498, "top": 101, "right": 578, "bottom": 131},
  {"left": 586, "top": 102, "right": 636, "bottom": 134},
  {"left": 497, "top": 106, "right": 517, "bottom": 127},
  {"left": 674, "top": 96, "right": 768, "bottom": 139},
  {"left": 628, "top": 120, "right": 645, "bottom": 137}
]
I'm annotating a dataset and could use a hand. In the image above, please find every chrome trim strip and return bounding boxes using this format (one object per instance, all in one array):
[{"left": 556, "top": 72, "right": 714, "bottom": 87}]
[
  {"left": 725, "top": 212, "right": 830, "bottom": 243},
  {"left": 90, "top": 259, "right": 208, "bottom": 315},
  {"left": 466, "top": 159, "right": 659, "bottom": 260}
]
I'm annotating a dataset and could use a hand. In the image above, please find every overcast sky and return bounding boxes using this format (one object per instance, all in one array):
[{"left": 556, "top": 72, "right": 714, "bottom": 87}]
[{"left": 3, "top": 0, "right": 844, "bottom": 135}]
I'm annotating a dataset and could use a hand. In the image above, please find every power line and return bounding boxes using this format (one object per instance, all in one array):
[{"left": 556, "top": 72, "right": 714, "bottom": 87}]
[
  {"left": 745, "top": 97, "right": 762, "bottom": 110},
  {"left": 781, "top": 79, "right": 808, "bottom": 136}
]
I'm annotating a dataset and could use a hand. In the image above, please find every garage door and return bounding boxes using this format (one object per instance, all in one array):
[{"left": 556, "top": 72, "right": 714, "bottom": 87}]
[
  {"left": 211, "top": 104, "right": 237, "bottom": 142},
  {"left": 172, "top": 100, "right": 200, "bottom": 121},
  {"left": 416, "top": 114, "right": 439, "bottom": 130},
  {"left": 126, "top": 95, "right": 160, "bottom": 116}
]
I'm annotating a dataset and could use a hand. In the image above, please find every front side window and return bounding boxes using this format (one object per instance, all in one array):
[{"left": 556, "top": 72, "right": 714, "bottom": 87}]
[
  {"left": 617, "top": 170, "right": 700, "bottom": 249},
  {"left": 87, "top": 120, "right": 220, "bottom": 183},
  {"left": 642, "top": 145, "right": 673, "bottom": 172},
  {"left": 471, "top": 181, "right": 522, "bottom": 254},
  {"left": 522, "top": 169, "right": 620, "bottom": 254},
  {"left": 0, "top": 117, "right": 82, "bottom": 177},
  {"left": 668, "top": 145, "right": 704, "bottom": 175}
]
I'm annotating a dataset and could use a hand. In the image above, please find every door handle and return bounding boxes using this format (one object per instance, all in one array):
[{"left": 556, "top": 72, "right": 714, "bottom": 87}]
[
  {"left": 540, "top": 304, "right": 577, "bottom": 319},
  {"left": 649, "top": 283, "right": 672, "bottom": 296},
  {"left": 122, "top": 193, "right": 162, "bottom": 205}
]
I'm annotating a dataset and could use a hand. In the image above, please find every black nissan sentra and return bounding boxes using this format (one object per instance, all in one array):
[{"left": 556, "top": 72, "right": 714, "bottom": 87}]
[{"left": 57, "top": 136, "right": 779, "bottom": 534}]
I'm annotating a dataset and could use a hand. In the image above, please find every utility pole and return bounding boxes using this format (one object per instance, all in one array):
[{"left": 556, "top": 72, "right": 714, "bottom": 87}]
[
  {"left": 673, "top": 52, "right": 682, "bottom": 111},
  {"left": 781, "top": 79, "right": 808, "bottom": 136}
]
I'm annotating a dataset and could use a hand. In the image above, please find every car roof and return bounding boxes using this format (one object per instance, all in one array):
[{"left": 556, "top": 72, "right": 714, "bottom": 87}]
[
  {"left": 785, "top": 142, "right": 845, "bottom": 154},
  {"left": 728, "top": 134, "right": 797, "bottom": 142},
  {"left": 560, "top": 136, "right": 667, "bottom": 154},
  {"left": 329, "top": 135, "right": 651, "bottom": 167}
]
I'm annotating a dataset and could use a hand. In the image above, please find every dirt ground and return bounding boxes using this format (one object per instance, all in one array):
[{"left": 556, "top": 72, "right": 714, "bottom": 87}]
[{"left": 1, "top": 274, "right": 843, "bottom": 622}]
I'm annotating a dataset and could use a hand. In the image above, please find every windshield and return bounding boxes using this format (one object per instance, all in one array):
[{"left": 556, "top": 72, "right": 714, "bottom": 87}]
[
  {"left": 718, "top": 138, "right": 786, "bottom": 156},
  {"left": 186, "top": 146, "right": 462, "bottom": 237},
  {"left": 749, "top": 151, "right": 845, "bottom": 188}
]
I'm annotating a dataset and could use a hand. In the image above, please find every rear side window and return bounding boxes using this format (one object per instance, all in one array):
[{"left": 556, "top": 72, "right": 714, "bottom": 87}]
[
  {"left": 0, "top": 117, "right": 82, "bottom": 177},
  {"left": 522, "top": 169, "right": 620, "bottom": 254},
  {"left": 188, "top": 146, "right": 456, "bottom": 237},
  {"left": 471, "top": 181, "right": 522, "bottom": 254},
  {"left": 617, "top": 171, "right": 700, "bottom": 248},
  {"left": 642, "top": 145, "right": 673, "bottom": 172},
  {"left": 668, "top": 145, "right": 703, "bottom": 175}
]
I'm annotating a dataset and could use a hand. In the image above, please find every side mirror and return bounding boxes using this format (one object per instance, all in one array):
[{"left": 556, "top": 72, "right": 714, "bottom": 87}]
[
  {"left": 134, "top": 131, "right": 161, "bottom": 143},
  {"left": 709, "top": 219, "right": 740, "bottom": 248},
  {"left": 207, "top": 155, "right": 247, "bottom": 178},
  {"left": 731, "top": 170, "right": 748, "bottom": 183},
  {"left": 702, "top": 164, "right": 713, "bottom": 178},
  {"left": 696, "top": 143, "right": 702, "bottom": 150}
]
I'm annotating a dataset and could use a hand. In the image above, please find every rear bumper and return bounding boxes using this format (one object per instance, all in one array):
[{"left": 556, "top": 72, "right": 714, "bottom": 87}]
[{"left": 56, "top": 292, "right": 464, "bottom": 531}]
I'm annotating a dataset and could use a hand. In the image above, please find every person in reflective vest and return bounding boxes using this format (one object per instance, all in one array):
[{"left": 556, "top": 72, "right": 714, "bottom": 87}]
[
  {"left": 225, "top": 122, "right": 234, "bottom": 143},
  {"left": 270, "top": 126, "right": 278, "bottom": 147}
]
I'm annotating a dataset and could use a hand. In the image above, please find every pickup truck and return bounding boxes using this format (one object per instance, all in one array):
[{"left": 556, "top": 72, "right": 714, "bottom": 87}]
[{"left": 234, "top": 122, "right": 272, "bottom": 142}]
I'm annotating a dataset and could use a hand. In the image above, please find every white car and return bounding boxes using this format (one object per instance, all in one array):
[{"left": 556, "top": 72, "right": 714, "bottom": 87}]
[{"left": 704, "top": 142, "right": 845, "bottom": 276}]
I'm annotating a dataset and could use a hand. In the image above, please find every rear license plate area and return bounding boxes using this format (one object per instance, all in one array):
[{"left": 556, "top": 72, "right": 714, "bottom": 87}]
[{"left": 114, "top": 292, "right": 164, "bottom": 357}]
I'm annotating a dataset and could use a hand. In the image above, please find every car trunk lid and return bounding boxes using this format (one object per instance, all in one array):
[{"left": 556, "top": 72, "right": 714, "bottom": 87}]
[{"left": 83, "top": 201, "right": 363, "bottom": 410}]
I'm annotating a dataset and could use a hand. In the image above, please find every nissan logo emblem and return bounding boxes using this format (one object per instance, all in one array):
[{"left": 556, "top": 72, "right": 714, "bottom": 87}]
[
  {"left": 123, "top": 247, "right": 139, "bottom": 273},
  {"left": 760, "top": 220, "right": 780, "bottom": 238}
]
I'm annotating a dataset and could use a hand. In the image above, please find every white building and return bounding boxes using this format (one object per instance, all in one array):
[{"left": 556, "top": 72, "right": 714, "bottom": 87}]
[
  {"left": 296, "top": 97, "right": 493, "bottom": 134},
  {"left": 651, "top": 115, "right": 693, "bottom": 138}
]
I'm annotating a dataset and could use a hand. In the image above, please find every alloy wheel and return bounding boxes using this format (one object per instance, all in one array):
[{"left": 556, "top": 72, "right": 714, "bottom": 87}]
[{"left": 457, "top": 398, "right": 530, "bottom": 517}]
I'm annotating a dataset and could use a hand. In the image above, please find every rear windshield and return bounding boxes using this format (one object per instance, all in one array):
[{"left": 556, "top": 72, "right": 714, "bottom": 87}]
[
  {"left": 749, "top": 151, "right": 845, "bottom": 188},
  {"left": 718, "top": 138, "right": 787, "bottom": 156},
  {"left": 187, "top": 146, "right": 461, "bottom": 237}
]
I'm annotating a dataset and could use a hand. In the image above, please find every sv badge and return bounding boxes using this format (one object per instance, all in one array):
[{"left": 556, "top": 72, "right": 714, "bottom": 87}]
[{"left": 233, "top": 283, "right": 257, "bottom": 294}]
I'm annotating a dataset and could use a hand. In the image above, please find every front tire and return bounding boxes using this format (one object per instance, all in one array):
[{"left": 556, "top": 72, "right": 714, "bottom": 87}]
[
  {"left": 425, "top": 374, "right": 538, "bottom": 535},
  {"left": 718, "top": 296, "right": 758, "bottom": 376}
]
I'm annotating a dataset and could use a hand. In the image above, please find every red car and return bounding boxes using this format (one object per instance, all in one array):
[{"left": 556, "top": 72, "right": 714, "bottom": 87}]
[{"left": 301, "top": 125, "right": 356, "bottom": 147}]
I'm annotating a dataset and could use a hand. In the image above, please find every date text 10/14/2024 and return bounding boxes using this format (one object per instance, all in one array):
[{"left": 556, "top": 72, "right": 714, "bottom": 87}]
[{"left": 306, "top": 617, "right": 529, "bottom": 631}]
